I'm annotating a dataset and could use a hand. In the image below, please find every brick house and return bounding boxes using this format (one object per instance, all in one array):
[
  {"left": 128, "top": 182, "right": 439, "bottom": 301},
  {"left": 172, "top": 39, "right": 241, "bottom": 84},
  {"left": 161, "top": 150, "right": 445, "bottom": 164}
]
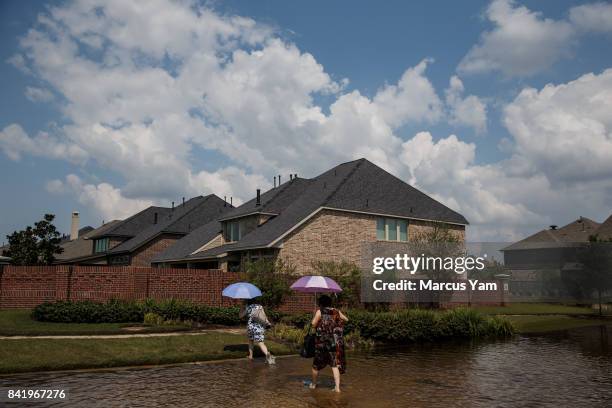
[
  {"left": 55, "top": 220, "right": 122, "bottom": 263},
  {"left": 502, "top": 215, "right": 612, "bottom": 277},
  {"left": 57, "top": 195, "right": 233, "bottom": 266},
  {"left": 153, "top": 159, "right": 468, "bottom": 274}
]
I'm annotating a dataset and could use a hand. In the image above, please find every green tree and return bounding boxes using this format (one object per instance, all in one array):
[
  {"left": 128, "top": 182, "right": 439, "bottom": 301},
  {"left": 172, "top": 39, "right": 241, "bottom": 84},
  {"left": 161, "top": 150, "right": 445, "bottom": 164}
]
[
  {"left": 572, "top": 239, "right": 612, "bottom": 316},
  {"left": 5, "top": 214, "right": 63, "bottom": 265},
  {"left": 311, "top": 260, "right": 362, "bottom": 308},
  {"left": 242, "top": 259, "right": 294, "bottom": 309},
  {"left": 410, "top": 223, "right": 464, "bottom": 308}
]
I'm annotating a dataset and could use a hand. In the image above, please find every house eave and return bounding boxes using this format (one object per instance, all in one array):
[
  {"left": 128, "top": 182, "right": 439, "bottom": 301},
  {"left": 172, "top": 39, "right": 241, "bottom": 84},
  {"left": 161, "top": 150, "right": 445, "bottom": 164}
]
[{"left": 218, "top": 211, "right": 278, "bottom": 222}]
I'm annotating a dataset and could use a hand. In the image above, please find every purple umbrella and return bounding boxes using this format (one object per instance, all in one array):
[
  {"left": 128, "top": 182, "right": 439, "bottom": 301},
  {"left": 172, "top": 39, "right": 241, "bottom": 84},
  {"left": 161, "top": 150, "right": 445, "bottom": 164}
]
[{"left": 290, "top": 276, "right": 342, "bottom": 293}]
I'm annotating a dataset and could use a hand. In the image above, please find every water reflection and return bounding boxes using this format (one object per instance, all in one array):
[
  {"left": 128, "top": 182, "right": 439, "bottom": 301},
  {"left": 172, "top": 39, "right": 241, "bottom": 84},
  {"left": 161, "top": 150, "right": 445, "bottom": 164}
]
[{"left": 1, "top": 325, "right": 611, "bottom": 407}]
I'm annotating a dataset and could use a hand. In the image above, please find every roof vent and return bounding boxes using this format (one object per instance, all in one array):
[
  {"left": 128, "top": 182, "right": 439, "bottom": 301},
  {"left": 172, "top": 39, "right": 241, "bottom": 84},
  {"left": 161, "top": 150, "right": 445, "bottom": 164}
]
[
  {"left": 256, "top": 189, "right": 261, "bottom": 206},
  {"left": 153, "top": 212, "right": 158, "bottom": 224},
  {"left": 274, "top": 176, "right": 277, "bottom": 188},
  {"left": 290, "top": 174, "right": 293, "bottom": 181},
  {"left": 550, "top": 225, "right": 557, "bottom": 230}
]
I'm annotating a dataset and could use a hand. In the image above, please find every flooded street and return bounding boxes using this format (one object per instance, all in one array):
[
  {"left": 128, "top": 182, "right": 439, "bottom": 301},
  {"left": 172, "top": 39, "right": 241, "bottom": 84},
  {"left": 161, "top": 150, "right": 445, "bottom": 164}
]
[{"left": 2, "top": 325, "right": 611, "bottom": 407}]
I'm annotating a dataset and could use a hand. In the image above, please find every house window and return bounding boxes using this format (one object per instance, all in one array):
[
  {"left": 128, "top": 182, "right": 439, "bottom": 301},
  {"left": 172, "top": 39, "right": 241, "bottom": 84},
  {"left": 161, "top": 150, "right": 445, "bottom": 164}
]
[
  {"left": 226, "top": 221, "right": 241, "bottom": 242},
  {"left": 376, "top": 218, "right": 385, "bottom": 240},
  {"left": 94, "top": 238, "right": 110, "bottom": 253},
  {"left": 377, "top": 218, "right": 408, "bottom": 242}
]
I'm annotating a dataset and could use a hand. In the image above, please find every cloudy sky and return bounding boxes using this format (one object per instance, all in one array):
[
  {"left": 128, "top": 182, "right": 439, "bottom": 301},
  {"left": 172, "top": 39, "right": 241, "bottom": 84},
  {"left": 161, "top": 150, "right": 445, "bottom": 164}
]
[{"left": 1, "top": 0, "right": 611, "bottom": 242}]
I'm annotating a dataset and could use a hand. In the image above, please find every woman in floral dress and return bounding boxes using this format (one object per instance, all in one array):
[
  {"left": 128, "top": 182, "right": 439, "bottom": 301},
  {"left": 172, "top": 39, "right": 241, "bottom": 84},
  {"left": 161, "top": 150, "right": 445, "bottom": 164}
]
[
  {"left": 240, "top": 299, "right": 275, "bottom": 364},
  {"left": 309, "top": 295, "right": 349, "bottom": 393}
]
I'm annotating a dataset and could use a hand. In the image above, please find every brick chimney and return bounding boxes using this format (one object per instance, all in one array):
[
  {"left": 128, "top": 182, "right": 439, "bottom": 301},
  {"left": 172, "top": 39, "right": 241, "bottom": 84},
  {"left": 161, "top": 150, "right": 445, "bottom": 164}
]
[{"left": 70, "top": 211, "right": 80, "bottom": 240}]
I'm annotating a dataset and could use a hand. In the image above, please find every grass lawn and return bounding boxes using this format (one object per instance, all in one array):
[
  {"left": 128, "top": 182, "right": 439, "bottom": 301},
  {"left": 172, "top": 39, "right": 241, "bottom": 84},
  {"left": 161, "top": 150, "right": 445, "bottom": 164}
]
[
  {"left": 472, "top": 303, "right": 596, "bottom": 316},
  {"left": 0, "top": 332, "right": 292, "bottom": 374},
  {"left": 506, "top": 315, "right": 610, "bottom": 333},
  {"left": 0, "top": 310, "right": 191, "bottom": 336}
]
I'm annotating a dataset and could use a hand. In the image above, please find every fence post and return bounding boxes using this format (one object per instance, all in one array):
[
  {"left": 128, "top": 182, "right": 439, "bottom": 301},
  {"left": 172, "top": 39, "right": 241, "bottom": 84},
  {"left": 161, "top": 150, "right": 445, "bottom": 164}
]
[
  {"left": 66, "top": 265, "right": 74, "bottom": 302},
  {"left": 494, "top": 273, "right": 511, "bottom": 306},
  {"left": 146, "top": 268, "right": 150, "bottom": 299},
  {"left": 0, "top": 264, "right": 4, "bottom": 308}
]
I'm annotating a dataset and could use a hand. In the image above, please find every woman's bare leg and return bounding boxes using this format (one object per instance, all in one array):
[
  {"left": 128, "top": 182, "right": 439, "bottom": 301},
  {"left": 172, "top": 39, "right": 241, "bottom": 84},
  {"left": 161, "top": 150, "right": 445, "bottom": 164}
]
[
  {"left": 310, "top": 367, "right": 318, "bottom": 389},
  {"left": 257, "top": 341, "right": 269, "bottom": 356},
  {"left": 331, "top": 367, "right": 341, "bottom": 392},
  {"left": 247, "top": 340, "right": 254, "bottom": 360}
]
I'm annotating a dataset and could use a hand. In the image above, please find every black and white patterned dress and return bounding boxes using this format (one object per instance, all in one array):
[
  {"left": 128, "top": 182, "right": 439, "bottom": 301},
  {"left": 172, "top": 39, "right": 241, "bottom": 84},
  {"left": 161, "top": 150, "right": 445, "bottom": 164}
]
[{"left": 246, "top": 304, "right": 266, "bottom": 343}]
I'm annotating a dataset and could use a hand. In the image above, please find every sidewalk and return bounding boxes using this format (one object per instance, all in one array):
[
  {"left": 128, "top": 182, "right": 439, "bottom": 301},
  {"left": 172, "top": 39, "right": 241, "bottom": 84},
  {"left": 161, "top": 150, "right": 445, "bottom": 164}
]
[{"left": 0, "top": 328, "right": 245, "bottom": 340}]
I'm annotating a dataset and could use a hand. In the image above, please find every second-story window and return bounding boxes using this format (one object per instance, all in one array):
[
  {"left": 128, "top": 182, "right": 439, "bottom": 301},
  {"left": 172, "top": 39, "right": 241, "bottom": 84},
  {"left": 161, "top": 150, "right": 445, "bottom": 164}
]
[
  {"left": 377, "top": 218, "right": 408, "bottom": 242},
  {"left": 227, "top": 221, "right": 241, "bottom": 242},
  {"left": 94, "top": 238, "right": 110, "bottom": 253}
]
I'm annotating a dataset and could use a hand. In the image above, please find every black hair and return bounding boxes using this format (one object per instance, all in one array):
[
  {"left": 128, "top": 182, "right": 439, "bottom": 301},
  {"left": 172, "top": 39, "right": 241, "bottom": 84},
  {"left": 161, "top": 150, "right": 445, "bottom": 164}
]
[
  {"left": 318, "top": 294, "right": 332, "bottom": 308},
  {"left": 246, "top": 298, "right": 259, "bottom": 305}
]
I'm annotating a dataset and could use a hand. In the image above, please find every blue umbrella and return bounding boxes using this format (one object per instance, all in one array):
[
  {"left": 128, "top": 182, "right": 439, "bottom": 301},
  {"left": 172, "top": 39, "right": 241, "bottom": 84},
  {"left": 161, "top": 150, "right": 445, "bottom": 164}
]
[{"left": 222, "top": 282, "right": 262, "bottom": 299}]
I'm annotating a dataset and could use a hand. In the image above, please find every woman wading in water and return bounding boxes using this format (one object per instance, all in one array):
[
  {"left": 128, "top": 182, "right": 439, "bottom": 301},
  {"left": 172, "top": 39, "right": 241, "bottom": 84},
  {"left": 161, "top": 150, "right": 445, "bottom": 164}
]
[
  {"left": 240, "top": 299, "right": 275, "bottom": 364},
  {"left": 309, "top": 295, "right": 348, "bottom": 393}
]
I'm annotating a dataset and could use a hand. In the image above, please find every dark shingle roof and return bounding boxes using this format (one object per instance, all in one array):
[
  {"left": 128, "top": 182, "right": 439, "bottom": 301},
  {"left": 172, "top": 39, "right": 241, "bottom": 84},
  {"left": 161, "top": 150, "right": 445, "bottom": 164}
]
[
  {"left": 593, "top": 214, "right": 612, "bottom": 240},
  {"left": 90, "top": 206, "right": 172, "bottom": 238},
  {"left": 56, "top": 220, "right": 122, "bottom": 261},
  {"left": 177, "top": 158, "right": 468, "bottom": 261},
  {"left": 151, "top": 220, "right": 224, "bottom": 262},
  {"left": 108, "top": 195, "right": 231, "bottom": 254},
  {"left": 502, "top": 216, "right": 601, "bottom": 251},
  {"left": 219, "top": 178, "right": 313, "bottom": 221}
]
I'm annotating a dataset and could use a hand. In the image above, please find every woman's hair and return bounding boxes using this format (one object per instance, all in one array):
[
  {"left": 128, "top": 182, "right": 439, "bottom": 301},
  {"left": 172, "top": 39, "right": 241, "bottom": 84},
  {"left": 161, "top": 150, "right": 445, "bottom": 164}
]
[
  {"left": 246, "top": 298, "right": 259, "bottom": 305},
  {"left": 318, "top": 294, "right": 332, "bottom": 308}
]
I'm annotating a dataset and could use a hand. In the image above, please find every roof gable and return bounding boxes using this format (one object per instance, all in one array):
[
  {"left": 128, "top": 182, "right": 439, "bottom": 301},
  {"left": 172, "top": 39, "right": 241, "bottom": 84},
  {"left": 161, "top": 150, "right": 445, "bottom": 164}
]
[
  {"left": 593, "top": 214, "right": 612, "bottom": 240},
  {"left": 109, "top": 195, "right": 231, "bottom": 254},
  {"left": 323, "top": 159, "right": 468, "bottom": 224}
]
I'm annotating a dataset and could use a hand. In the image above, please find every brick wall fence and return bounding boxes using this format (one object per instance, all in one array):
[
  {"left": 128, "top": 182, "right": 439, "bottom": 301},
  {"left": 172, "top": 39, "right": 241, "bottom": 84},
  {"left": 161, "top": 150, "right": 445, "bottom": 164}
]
[
  {"left": 0, "top": 265, "right": 505, "bottom": 312},
  {"left": 0, "top": 265, "right": 315, "bottom": 312}
]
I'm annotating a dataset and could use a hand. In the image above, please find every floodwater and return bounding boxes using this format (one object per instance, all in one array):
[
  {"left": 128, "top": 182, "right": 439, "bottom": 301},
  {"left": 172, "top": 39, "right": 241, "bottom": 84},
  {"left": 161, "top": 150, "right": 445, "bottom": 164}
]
[{"left": 2, "top": 325, "right": 611, "bottom": 407}]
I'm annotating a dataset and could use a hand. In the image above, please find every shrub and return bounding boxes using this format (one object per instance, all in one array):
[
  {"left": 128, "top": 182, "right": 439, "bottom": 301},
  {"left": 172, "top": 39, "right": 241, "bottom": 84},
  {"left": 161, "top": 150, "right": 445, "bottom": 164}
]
[
  {"left": 269, "top": 323, "right": 307, "bottom": 347},
  {"left": 32, "top": 299, "right": 243, "bottom": 326},
  {"left": 280, "top": 312, "right": 311, "bottom": 328},
  {"left": 143, "top": 312, "right": 164, "bottom": 326},
  {"left": 342, "top": 308, "right": 513, "bottom": 344},
  {"left": 32, "top": 300, "right": 142, "bottom": 323},
  {"left": 270, "top": 323, "right": 373, "bottom": 351}
]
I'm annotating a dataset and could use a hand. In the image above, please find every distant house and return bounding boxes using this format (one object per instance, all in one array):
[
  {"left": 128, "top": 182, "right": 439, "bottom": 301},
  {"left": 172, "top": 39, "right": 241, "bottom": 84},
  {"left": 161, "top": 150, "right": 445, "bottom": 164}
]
[
  {"left": 57, "top": 195, "right": 232, "bottom": 266},
  {"left": 503, "top": 216, "right": 603, "bottom": 272},
  {"left": 153, "top": 158, "right": 468, "bottom": 273},
  {"left": 502, "top": 216, "right": 612, "bottom": 301},
  {"left": 55, "top": 220, "right": 122, "bottom": 264}
]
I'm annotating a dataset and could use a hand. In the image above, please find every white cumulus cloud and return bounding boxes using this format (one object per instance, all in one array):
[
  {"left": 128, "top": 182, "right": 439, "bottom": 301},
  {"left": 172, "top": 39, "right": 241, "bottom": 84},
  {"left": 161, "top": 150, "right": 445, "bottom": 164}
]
[
  {"left": 569, "top": 2, "right": 612, "bottom": 33},
  {"left": 445, "top": 76, "right": 487, "bottom": 133},
  {"left": 458, "top": 0, "right": 575, "bottom": 77},
  {"left": 4, "top": 0, "right": 612, "bottom": 241}
]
